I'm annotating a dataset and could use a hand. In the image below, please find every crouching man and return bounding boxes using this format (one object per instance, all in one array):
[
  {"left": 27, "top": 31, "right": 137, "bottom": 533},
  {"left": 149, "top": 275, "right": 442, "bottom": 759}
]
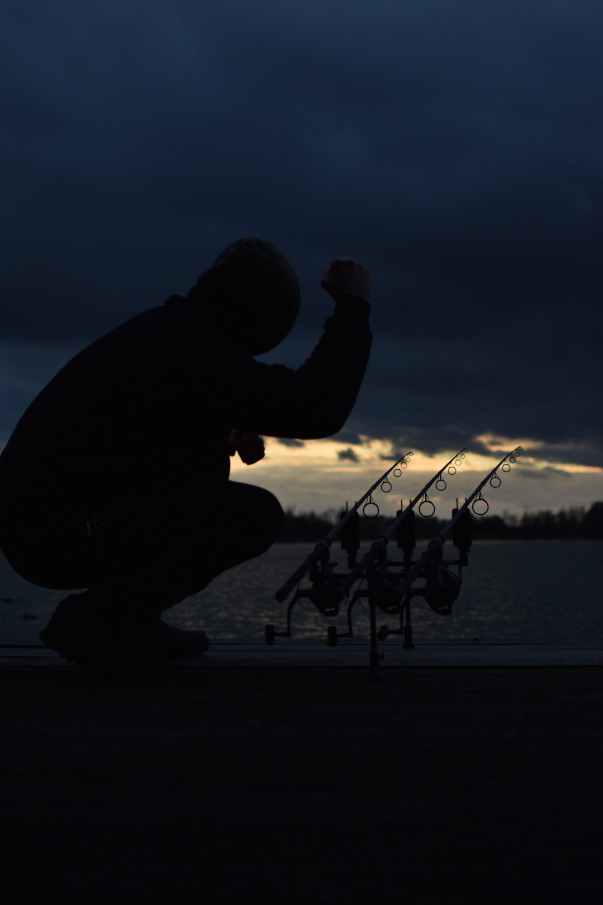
[{"left": 0, "top": 238, "right": 372, "bottom": 673}]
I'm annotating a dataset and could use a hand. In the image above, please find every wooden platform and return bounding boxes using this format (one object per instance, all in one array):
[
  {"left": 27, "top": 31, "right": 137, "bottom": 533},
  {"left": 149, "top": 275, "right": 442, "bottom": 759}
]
[{"left": 2, "top": 640, "right": 602, "bottom": 902}]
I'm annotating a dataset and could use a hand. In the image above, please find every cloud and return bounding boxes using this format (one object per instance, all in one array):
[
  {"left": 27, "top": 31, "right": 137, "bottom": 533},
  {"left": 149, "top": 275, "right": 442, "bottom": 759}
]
[
  {"left": 338, "top": 448, "right": 361, "bottom": 464},
  {"left": 1, "top": 0, "right": 602, "bottom": 486},
  {"left": 277, "top": 438, "right": 305, "bottom": 448},
  {"left": 516, "top": 466, "right": 572, "bottom": 481}
]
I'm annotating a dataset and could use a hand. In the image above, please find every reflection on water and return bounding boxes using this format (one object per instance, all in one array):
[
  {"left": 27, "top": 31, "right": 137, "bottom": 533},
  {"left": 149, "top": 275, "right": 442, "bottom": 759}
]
[{"left": 1, "top": 541, "right": 602, "bottom": 645}]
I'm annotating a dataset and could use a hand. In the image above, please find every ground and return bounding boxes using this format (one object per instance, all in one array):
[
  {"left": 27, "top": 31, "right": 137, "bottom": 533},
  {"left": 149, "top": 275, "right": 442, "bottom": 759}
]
[{"left": 1, "top": 663, "right": 601, "bottom": 902}]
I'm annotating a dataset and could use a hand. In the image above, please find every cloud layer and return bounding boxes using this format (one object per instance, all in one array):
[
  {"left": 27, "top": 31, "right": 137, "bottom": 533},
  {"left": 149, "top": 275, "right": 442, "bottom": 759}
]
[{"left": 2, "top": 1, "right": 602, "bottom": 482}]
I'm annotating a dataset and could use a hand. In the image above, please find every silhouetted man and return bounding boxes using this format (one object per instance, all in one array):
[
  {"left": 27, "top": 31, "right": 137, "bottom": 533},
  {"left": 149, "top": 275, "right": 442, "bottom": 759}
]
[{"left": 0, "top": 238, "right": 372, "bottom": 672}]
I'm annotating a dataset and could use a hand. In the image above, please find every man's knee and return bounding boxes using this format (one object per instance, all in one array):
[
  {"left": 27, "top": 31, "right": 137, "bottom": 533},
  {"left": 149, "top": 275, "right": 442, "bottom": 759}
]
[
  {"left": 258, "top": 487, "right": 285, "bottom": 544},
  {"left": 227, "top": 482, "right": 284, "bottom": 553},
  {"left": 245, "top": 486, "right": 284, "bottom": 551}
]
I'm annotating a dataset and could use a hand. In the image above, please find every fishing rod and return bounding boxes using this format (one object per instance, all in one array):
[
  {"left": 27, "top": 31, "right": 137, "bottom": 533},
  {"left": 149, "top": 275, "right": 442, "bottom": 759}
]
[
  {"left": 344, "top": 445, "right": 523, "bottom": 673},
  {"left": 265, "top": 442, "right": 524, "bottom": 674},
  {"left": 274, "top": 450, "right": 413, "bottom": 603},
  {"left": 359, "top": 445, "right": 524, "bottom": 640},
  {"left": 266, "top": 448, "right": 464, "bottom": 645},
  {"left": 339, "top": 447, "right": 468, "bottom": 593},
  {"left": 393, "top": 445, "right": 524, "bottom": 608}
]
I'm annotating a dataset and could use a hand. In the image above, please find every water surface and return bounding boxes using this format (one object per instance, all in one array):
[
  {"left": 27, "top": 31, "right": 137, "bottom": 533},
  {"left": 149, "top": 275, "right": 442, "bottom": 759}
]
[{"left": 2, "top": 540, "right": 602, "bottom": 646}]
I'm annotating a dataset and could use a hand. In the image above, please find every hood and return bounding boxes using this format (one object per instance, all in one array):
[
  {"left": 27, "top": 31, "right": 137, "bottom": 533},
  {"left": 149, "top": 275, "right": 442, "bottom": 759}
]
[{"left": 189, "top": 237, "right": 301, "bottom": 355}]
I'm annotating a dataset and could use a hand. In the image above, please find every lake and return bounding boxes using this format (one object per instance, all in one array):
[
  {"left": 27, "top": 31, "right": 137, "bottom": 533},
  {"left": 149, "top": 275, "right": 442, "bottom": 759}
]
[{"left": 1, "top": 540, "right": 602, "bottom": 646}]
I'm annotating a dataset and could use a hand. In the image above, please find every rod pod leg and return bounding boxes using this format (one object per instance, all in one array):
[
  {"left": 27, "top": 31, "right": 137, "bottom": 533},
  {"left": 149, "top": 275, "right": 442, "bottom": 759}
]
[
  {"left": 403, "top": 598, "right": 414, "bottom": 649},
  {"left": 367, "top": 566, "right": 381, "bottom": 681}
]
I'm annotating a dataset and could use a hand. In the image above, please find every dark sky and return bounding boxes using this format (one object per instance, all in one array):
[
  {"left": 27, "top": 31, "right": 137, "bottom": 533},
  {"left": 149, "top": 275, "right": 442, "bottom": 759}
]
[{"left": 2, "top": 1, "right": 602, "bottom": 495}]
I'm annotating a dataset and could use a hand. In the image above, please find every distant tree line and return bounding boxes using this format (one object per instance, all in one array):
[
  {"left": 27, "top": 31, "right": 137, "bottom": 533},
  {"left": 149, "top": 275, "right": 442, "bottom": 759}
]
[{"left": 278, "top": 502, "right": 603, "bottom": 542}]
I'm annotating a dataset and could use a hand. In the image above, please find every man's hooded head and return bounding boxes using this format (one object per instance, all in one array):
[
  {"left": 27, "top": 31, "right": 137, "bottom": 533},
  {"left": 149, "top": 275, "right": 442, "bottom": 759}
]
[{"left": 190, "top": 238, "right": 301, "bottom": 355}]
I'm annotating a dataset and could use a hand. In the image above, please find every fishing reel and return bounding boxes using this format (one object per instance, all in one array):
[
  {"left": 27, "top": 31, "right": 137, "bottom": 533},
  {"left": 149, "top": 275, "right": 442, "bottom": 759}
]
[
  {"left": 372, "top": 574, "right": 406, "bottom": 615},
  {"left": 308, "top": 575, "right": 346, "bottom": 617},
  {"left": 422, "top": 567, "right": 461, "bottom": 616}
]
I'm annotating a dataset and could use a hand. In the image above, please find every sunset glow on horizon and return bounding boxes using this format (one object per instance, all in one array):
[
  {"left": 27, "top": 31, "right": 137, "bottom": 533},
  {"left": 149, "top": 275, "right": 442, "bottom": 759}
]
[{"left": 230, "top": 436, "right": 603, "bottom": 519}]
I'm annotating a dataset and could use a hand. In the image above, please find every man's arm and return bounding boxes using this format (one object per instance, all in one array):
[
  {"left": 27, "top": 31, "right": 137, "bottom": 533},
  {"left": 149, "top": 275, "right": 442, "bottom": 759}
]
[{"left": 223, "top": 258, "right": 373, "bottom": 440}]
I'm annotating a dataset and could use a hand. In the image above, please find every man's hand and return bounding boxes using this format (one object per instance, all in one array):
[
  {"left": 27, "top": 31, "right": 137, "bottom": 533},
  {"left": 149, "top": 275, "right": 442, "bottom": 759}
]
[
  {"left": 228, "top": 430, "right": 265, "bottom": 465},
  {"left": 321, "top": 258, "right": 371, "bottom": 302}
]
